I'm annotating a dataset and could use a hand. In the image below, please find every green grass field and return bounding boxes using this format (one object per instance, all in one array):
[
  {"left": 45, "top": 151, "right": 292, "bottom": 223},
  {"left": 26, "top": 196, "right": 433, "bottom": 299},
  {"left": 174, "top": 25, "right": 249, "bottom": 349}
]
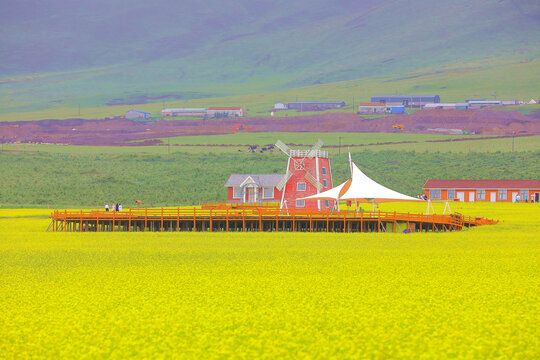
[
  {"left": 0, "top": 202, "right": 538, "bottom": 358},
  {"left": 493, "top": 103, "right": 540, "bottom": 115},
  {"left": 2, "top": 133, "right": 539, "bottom": 155},
  {"left": 1, "top": 149, "right": 539, "bottom": 208}
]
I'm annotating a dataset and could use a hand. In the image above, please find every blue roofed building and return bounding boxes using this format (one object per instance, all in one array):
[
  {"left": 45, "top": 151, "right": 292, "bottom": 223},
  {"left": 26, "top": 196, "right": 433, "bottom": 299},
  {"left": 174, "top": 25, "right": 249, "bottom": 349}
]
[{"left": 125, "top": 109, "right": 152, "bottom": 119}]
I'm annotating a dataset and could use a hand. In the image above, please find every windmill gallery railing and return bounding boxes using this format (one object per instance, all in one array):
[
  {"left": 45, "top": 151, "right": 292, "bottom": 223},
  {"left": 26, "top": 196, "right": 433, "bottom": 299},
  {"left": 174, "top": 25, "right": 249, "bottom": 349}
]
[{"left": 48, "top": 207, "right": 497, "bottom": 233}]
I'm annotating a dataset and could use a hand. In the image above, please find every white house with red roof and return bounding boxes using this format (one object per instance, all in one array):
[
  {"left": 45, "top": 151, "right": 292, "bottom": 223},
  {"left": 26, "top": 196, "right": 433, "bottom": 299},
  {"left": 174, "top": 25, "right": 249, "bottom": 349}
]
[{"left": 423, "top": 179, "right": 540, "bottom": 203}]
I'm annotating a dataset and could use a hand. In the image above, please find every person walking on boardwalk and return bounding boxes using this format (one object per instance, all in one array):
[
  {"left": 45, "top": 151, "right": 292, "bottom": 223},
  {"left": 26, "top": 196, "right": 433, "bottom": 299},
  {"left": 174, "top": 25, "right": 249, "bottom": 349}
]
[
  {"left": 105, "top": 203, "right": 109, "bottom": 212},
  {"left": 119, "top": 204, "right": 122, "bottom": 212},
  {"left": 115, "top": 203, "right": 119, "bottom": 212}
]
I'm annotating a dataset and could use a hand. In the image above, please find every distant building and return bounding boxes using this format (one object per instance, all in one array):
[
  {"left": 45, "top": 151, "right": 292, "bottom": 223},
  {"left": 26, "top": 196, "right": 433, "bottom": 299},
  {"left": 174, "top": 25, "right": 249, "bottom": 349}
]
[
  {"left": 424, "top": 103, "right": 455, "bottom": 110},
  {"left": 274, "top": 103, "right": 287, "bottom": 110},
  {"left": 466, "top": 100, "right": 501, "bottom": 109},
  {"left": 287, "top": 101, "right": 346, "bottom": 112},
  {"left": 225, "top": 174, "right": 284, "bottom": 204},
  {"left": 423, "top": 103, "right": 469, "bottom": 110},
  {"left": 357, "top": 103, "right": 387, "bottom": 114},
  {"left": 423, "top": 179, "right": 540, "bottom": 203},
  {"left": 161, "top": 108, "right": 207, "bottom": 117},
  {"left": 501, "top": 100, "right": 519, "bottom": 105},
  {"left": 207, "top": 107, "right": 243, "bottom": 117},
  {"left": 371, "top": 95, "right": 440, "bottom": 107},
  {"left": 389, "top": 106, "right": 405, "bottom": 114},
  {"left": 125, "top": 110, "right": 151, "bottom": 119}
]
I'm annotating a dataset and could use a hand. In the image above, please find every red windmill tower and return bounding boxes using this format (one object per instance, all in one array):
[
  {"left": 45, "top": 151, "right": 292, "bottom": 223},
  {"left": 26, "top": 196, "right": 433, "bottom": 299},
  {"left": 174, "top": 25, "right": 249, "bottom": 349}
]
[{"left": 275, "top": 139, "right": 335, "bottom": 210}]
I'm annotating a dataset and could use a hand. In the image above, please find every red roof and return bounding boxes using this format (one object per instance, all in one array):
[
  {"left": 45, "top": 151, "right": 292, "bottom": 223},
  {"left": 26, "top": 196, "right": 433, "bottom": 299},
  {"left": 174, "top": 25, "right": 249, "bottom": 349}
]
[
  {"left": 358, "top": 103, "right": 386, "bottom": 106},
  {"left": 423, "top": 179, "right": 540, "bottom": 189},
  {"left": 208, "top": 107, "right": 242, "bottom": 110}
]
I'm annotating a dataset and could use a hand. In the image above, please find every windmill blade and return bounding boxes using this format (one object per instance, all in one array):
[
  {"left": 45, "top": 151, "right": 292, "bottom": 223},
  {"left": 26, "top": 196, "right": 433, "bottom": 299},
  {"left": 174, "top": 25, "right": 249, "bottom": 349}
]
[
  {"left": 305, "top": 172, "right": 323, "bottom": 191},
  {"left": 306, "top": 139, "right": 324, "bottom": 158},
  {"left": 295, "top": 159, "right": 323, "bottom": 191},
  {"left": 276, "top": 170, "right": 294, "bottom": 191},
  {"left": 275, "top": 140, "right": 291, "bottom": 157}
]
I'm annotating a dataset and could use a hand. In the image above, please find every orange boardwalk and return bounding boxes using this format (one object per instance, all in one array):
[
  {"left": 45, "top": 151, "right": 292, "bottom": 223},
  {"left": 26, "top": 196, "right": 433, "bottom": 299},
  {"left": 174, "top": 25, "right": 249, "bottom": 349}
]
[{"left": 49, "top": 208, "right": 497, "bottom": 233}]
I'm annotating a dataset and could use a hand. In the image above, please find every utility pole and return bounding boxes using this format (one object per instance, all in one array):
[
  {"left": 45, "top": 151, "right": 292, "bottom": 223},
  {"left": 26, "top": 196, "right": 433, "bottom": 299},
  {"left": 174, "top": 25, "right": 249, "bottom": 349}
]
[{"left": 512, "top": 132, "right": 515, "bottom": 152}]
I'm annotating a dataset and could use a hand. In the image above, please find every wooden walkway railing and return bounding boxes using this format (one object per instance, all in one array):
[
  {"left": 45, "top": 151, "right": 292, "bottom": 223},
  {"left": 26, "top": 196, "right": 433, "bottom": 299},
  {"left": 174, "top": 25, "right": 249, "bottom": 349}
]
[{"left": 48, "top": 207, "right": 497, "bottom": 233}]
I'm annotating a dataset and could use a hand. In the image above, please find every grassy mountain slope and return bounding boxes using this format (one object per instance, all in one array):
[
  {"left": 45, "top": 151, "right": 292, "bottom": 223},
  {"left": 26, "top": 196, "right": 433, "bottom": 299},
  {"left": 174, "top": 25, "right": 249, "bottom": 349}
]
[
  {"left": 2, "top": 58, "right": 538, "bottom": 122},
  {"left": 0, "top": 0, "right": 539, "bottom": 119}
]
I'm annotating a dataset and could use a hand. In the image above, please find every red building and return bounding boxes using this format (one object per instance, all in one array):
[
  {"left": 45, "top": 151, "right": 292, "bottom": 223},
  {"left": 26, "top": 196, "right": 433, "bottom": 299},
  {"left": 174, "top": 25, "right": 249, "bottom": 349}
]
[
  {"left": 224, "top": 140, "right": 335, "bottom": 210},
  {"left": 423, "top": 179, "right": 540, "bottom": 202},
  {"left": 225, "top": 174, "right": 284, "bottom": 204},
  {"left": 274, "top": 140, "right": 335, "bottom": 210}
]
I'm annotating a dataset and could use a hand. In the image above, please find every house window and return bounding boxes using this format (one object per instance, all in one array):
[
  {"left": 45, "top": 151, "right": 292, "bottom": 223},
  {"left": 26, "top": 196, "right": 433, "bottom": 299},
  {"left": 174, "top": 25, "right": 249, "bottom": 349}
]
[
  {"left": 322, "top": 167, "right": 327, "bottom": 175},
  {"left": 447, "top": 189, "right": 455, "bottom": 200},
  {"left": 323, "top": 179, "right": 327, "bottom": 187},
  {"left": 477, "top": 189, "right": 486, "bottom": 200},
  {"left": 297, "top": 182, "right": 306, "bottom": 191},
  {"left": 429, "top": 189, "right": 441, "bottom": 200},
  {"left": 296, "top": 200, "right": 305, "bottom": 207},
  {"left": 233, "top": 187, "right": 242, "bottom": 199},
  {"left": 263, "top": 188, "right": 274, "bottom": 199},
  {"left": 324, "top": 200, "right": 330, "bottom": 208},
  {"left": 520, "top": 190, "right": 528, "bottom": 200},
  {"left": 498, "top": 189, "right": 507, "bottom": 200}
]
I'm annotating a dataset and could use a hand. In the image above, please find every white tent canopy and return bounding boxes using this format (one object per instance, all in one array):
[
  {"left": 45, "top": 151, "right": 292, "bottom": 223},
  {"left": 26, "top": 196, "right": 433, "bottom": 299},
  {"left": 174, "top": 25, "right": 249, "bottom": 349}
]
[
  {"left": 299, "top": 179, "right": 350, "bottom": 200},
  {"left": 299, "top": 162, "right": 421, "bottom": 203}
]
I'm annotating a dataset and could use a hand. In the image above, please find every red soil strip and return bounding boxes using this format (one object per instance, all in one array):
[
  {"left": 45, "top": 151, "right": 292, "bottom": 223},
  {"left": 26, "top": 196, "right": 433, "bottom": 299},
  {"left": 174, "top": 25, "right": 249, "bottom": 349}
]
[{"left": 0, "top": 109, "right": 538, "bottom": 146}]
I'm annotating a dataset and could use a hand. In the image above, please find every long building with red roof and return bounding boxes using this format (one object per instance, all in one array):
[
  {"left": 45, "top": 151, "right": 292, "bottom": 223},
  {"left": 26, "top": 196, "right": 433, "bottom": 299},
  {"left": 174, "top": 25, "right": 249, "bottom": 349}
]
[{"left": 423, "top": 179, "right": 540, "bottom": 203}]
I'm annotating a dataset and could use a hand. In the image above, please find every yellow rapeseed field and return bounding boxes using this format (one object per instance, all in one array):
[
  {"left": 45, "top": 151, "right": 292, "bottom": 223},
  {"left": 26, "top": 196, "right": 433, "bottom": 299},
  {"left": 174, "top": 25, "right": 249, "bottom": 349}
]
[{"left": 0, "top": 203, "right": 539, "bottom": 359}]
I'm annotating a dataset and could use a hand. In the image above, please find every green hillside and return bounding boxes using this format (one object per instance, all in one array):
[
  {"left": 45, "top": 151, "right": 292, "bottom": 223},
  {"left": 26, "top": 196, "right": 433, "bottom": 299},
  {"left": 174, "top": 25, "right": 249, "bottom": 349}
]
[
  {"left": 1, "top": 0, "right": 539, "bottom": 121},
  {"left": 2, "top": 58, "right": 539, "bottom": 122}
]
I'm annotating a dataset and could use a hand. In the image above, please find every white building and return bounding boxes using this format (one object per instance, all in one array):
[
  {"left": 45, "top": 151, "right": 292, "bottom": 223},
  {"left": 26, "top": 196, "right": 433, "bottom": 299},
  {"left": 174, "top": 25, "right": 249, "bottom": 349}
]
[
  {"left": 125, "top": 110, "right": 151, "bottom": 119},
  {"left": 161, "top": 108, "right": 207, "bottom": 117},
  {"left": 358, "top": 103, "right": 388, "bottom": 114},
  {"left": 207, "top": 107, "right": 243, "bottom": 117}
]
